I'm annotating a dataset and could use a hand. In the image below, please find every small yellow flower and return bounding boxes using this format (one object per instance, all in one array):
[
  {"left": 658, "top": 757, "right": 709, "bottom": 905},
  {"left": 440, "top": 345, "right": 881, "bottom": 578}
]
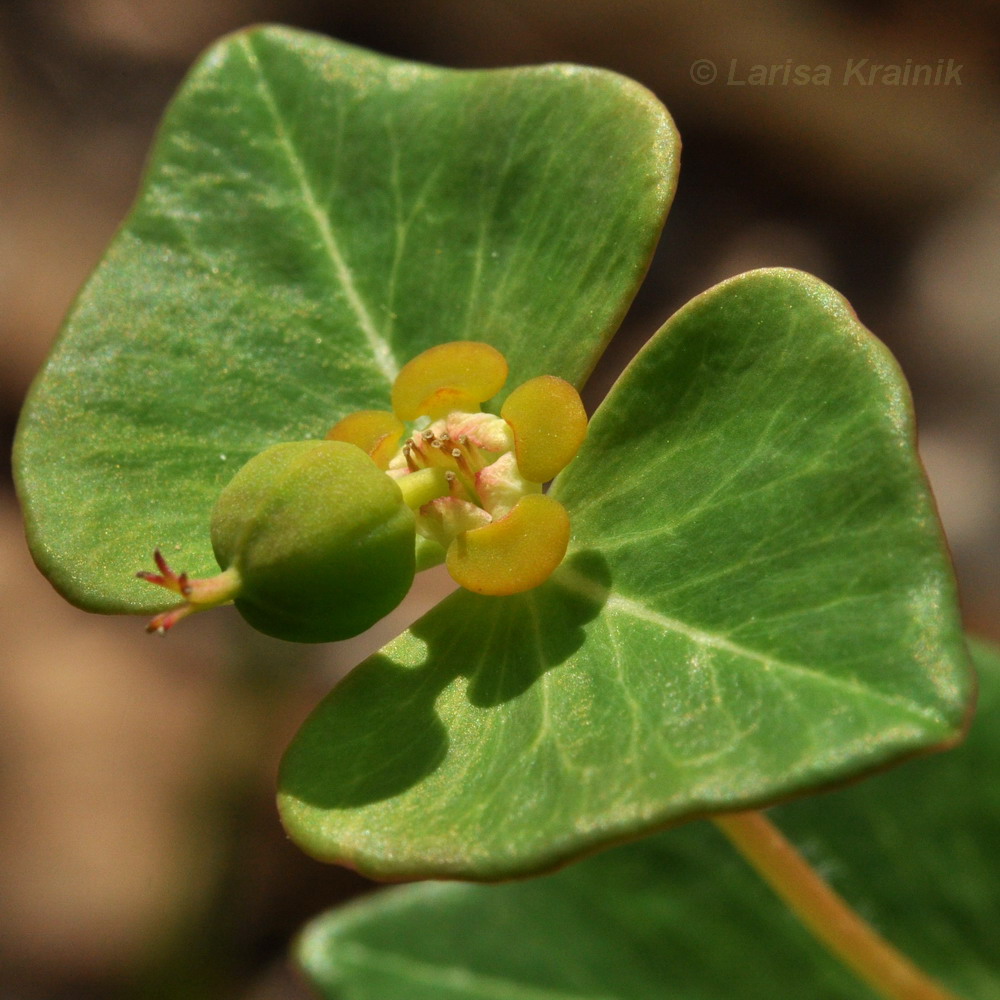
[{"left": 327, "top": 341, "right": 587, "bottom": 595}]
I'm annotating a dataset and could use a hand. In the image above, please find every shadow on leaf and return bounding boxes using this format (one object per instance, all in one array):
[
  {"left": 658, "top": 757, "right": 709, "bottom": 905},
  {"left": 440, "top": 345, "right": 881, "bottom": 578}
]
[{"left": 279, "top": 549, "right": 611, "bottom": 808}]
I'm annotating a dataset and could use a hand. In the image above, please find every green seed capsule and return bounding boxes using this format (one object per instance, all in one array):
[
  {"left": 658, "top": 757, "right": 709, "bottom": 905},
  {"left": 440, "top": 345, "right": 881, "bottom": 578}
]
[{"left": 210, "top": 440, "right": 415, "bottom": 643}]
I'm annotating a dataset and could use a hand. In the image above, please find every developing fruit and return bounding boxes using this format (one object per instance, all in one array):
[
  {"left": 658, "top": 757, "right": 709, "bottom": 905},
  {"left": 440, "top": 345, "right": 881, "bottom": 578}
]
[{"left": 139, "top": 440, "right": 415, "bottom": 642}]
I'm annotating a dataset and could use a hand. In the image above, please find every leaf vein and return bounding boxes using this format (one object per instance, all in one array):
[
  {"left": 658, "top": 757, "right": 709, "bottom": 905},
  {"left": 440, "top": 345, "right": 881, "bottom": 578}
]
[
  {"left": 241, "top": 36, "right": 398, "bottom": 384},
  {"left": 554, "top": 567, "right": 944, "bottom": 726}
]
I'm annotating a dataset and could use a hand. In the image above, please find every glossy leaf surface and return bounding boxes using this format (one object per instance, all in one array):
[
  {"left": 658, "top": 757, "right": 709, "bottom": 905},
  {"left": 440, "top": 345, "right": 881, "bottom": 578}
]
[
  {"left": 297, "top": 638, "right": 999, "bottom": 1000},
  {"left": 15, "top": 25, "right": 677, "bottom": 612},
  {"left": 279, "top": 269, "right": 971, "bottom": 879}
]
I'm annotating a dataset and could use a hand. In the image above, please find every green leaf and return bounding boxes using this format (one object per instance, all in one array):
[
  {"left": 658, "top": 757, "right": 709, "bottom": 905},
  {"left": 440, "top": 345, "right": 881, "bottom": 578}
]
[
  {"left": 296, "top": 638, "right": 1000, "bottom": 1000},
  {"left": 278, "top": 269, "right": 971, "bottom": 880},
  {"left": 14, "top": 25, "right": 677, "bottom": 613}
]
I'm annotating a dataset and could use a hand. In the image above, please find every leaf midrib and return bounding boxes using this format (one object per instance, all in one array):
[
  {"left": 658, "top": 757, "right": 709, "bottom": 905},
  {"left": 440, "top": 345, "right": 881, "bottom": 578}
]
[
  {"left": 241, "top": 34, "right": 399, "bottom": 385},
  {"left": 552, "top": 564, "right": 948, "bottom": 729}
]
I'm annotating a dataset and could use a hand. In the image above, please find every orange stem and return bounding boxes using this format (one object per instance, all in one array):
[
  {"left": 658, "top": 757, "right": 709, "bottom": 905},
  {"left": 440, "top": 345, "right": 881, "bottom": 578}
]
[{"left": 713, "top": 811, "right": 961, "bottom": 1000}]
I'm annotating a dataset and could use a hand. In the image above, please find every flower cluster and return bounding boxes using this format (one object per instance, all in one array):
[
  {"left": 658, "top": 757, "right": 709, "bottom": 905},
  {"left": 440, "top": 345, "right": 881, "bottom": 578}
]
[
  {"left": 139, "top": 341, "right": 586, "bottom": 638},
  {"left": 327, "top": 341, "right": 587, "bottom": 595}
]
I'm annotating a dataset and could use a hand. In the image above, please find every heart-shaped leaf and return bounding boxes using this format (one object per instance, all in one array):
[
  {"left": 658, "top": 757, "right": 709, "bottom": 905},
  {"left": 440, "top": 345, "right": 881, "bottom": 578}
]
[
  {"left": 296, "top": 638, "right": 999, "bottom": 1000},
  {"left": 278, "top": 269, "right": 971, "bottom": 880},
  {"left": 14, "top": 25, "right": 677, "bottom": 613}
]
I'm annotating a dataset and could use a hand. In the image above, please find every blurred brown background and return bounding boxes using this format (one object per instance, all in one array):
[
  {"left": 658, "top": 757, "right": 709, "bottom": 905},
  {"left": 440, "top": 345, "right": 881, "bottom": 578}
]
[{"left": 2, "top": 2, "right": 998, "bottom": 997}]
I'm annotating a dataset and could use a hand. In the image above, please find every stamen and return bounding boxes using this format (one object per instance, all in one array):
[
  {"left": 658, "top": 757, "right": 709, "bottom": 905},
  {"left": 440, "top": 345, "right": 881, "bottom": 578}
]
[
  {"left": 444, "top": 470, "right": 464, "bottom": 500},
  {"left": 461, "top": 435, "right": 485, "bottom": 471},
  {"left": 411, "top": 435, "right": 457, "bottom": 472},
  {"left": 453, "top": 449, "right": 477, "bottom": 481},
  {"left": 446, "top": 451, "right": 483, "bottom": 506}
]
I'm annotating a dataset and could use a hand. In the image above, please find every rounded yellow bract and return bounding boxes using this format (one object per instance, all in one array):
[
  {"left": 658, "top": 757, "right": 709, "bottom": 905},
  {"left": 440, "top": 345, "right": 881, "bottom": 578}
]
[
  {"left": 326, "top": 409, "right": 404, "bottom": 469},
  {"left": 446, "top": 493, "right": 571, "bottom": 596},
  {"left": 500, "top": 375, "right": 588, "bottom": 484},
  {"left": 391, "top": 340, "right": 508, "bottom": 420}
]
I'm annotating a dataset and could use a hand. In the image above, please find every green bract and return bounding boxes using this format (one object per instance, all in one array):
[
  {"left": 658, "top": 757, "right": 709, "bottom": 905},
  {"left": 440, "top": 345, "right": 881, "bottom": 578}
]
[
  {"left": 296, "top": 640, "right": 1000, "bottom": 1000},
  {"left": 212, "top": 441, "right": 414, "bottom": 643},
  {"left": 278, "top": 269, "right": 972, "bottom": 880}
]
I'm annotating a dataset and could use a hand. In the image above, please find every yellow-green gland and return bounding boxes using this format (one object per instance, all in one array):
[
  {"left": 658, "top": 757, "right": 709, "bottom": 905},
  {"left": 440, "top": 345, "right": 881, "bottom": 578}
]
[{"left": 211, "top": 440, "right": 415, "bottom": 643}]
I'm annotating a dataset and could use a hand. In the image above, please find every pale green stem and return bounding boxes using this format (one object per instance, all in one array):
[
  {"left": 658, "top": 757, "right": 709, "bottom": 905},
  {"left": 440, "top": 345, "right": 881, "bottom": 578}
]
[
  {"left": 396, "top": 466, "right": 451, "bottom": 508},
  {"left": 713, "top": 811, "right": 961, "bottom": 1000},
  {"left": 185, "top": 566, "right": 242, "bottom": 607}
]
